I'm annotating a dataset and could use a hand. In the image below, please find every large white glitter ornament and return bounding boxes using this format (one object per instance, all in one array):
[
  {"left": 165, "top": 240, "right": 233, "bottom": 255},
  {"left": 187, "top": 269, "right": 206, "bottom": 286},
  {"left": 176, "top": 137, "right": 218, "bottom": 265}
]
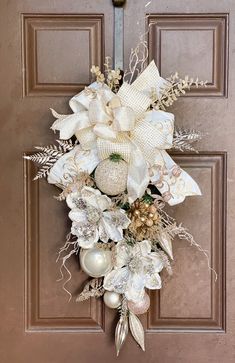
[
  {"left": 94, "top": 153, "right": 128, "bottom": 196},
  {"left": 79, "top": 247, "right": 112, "bottom": 278},
  {"left": 127, "top": 292, "right": 150, "bottom": 315},
  {"left": 103, "top": 291, "right": 122, "bottom": 309}
]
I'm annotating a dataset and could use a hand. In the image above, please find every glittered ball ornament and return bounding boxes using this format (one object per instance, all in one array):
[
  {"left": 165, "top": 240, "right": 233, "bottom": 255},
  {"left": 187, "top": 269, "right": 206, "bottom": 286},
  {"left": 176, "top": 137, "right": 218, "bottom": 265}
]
[
  {"left": 94, "top": 153, "right": 128, "bottom": 196},
  {"left": 127, "top": 292, "right": 150, "bottom": 315},
  {"left": 103, "top": 291, "right": 122, "bottom": 309},
  {"left": 79, "top": 247, "right": 112, "bottom": 278}
]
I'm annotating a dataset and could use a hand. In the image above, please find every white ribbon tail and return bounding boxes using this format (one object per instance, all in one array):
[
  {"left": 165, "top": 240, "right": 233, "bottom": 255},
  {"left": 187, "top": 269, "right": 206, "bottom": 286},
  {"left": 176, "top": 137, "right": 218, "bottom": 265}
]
[
  {"left": 150, "top": 150, "right": 202, "bottom": 206},
  {"left": 127, "top": 144, "right": 149, "bottom": 203}
]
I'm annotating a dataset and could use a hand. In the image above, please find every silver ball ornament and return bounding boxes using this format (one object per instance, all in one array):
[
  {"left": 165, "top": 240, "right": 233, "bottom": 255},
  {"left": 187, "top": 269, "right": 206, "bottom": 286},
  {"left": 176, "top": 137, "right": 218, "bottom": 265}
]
[
  {"left": 127, "top": 292, "right": 150, "bottom": 315},
  {"left": 103, "top": 291, "right": 122, "bottom": 309},
  {"left": 79, "top": 247, "right": 112, "bottom": 278},
  {"left": 94, "top": 157, "right": 128, "bottom": 196}
]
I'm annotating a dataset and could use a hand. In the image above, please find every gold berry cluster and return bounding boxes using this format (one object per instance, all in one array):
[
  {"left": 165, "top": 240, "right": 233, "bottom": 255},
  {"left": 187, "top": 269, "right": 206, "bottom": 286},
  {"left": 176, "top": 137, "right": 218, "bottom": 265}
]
[{"left": 128, "top": 200, "right": 159, "bottom": 229}]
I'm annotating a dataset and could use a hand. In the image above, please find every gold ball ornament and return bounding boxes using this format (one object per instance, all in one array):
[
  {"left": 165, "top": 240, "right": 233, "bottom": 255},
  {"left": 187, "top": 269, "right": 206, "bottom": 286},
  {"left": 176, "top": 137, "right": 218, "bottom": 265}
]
[
  {"left": 103, "top": 291, "right": 122, "bottom": 309},
  {"left": 79, "top": 247, "right": 112, "bottom": 278},
  {"left": 94, "top": 153, "right": 128, "bottom": 196},
  {"left": 149, "top": 205, "right": 157, "bottom": 214},
  {"left": 146, "top": 219, "right": 153, "bottom": 227},
  {"left": 127, "top": 292, "right": 150, "bottom": 315}
]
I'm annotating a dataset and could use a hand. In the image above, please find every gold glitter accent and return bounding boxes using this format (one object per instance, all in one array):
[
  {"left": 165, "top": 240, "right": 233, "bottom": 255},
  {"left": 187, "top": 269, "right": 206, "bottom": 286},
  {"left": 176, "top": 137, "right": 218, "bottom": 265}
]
[{"left": 127, "top": 200, "right": 161, "bottom": 241}]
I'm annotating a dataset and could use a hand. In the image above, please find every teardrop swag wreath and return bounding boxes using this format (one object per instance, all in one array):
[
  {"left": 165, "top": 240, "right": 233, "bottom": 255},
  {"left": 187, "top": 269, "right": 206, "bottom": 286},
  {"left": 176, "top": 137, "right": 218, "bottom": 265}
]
[{"left": 25, "top": 39, "right": 212, "bottom": 355}]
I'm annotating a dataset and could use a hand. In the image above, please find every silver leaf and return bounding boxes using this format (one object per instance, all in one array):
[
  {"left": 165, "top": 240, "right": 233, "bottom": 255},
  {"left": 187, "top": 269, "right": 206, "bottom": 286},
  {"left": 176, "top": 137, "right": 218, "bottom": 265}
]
[
  {"left": 76, "top": 278, "right": 104, "bottom": 302},
  {"left": 158, "top": 232, "right": 173, "bottom": 260},
  {"left": 129, "top": 312, "right": 145, "bottom": 351},
  {"left": 115, "top": 316, "right": 128, "bottom": 356}
]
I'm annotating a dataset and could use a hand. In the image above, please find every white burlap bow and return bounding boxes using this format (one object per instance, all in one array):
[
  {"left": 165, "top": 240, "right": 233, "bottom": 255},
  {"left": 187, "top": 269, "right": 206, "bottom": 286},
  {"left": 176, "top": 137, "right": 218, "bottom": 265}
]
[{"left": 49, "top": 61, "right": 201, "bottom": 205}]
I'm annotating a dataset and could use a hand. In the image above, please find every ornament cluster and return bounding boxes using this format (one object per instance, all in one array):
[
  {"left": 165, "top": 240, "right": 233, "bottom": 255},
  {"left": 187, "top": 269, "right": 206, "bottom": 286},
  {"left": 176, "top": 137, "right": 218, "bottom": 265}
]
[{"left": 25, "top": 50, "right": 207, "bottom": 355}]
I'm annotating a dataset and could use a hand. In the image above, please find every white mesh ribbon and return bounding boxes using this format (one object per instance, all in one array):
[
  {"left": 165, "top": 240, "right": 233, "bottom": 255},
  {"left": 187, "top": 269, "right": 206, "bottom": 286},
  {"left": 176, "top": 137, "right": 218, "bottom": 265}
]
[
  {"left": 132, "top": 60, "right": 170, "bottom": 99},
  {"left": 49, "top": 61, "right": 201, "bottom": 204}
]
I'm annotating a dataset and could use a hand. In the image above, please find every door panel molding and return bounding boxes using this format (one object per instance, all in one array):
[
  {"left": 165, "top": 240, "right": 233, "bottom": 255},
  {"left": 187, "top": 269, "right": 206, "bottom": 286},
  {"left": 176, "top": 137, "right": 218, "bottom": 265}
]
[
  {"left": 24, "top": 152, "right": 226, "bottom": 333},
  {"left": 148, "top": 14, "right": 228, "bottom": 97},
  {"left": 147, "top": 152, "right": 226, "bottom": 332},
  {"left": 22, "top": 14, "right": 104, "bottom": 97},
  {"left": 24, "top": 157, "right": 105, "bottom": 332}
]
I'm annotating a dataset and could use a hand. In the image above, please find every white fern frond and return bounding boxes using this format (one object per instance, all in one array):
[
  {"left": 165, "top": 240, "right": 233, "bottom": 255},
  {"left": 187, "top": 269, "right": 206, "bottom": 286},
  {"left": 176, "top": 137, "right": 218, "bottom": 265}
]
[
  {"left": 33, "top": 162, "right": 56, "bottom": 180},
  {"left": 172, "top": 128, "right": 204, "bottom": 152},
  {"left": 24, "top": 138, "right": 76, "bottom": 180},
  {"left": 24, "top": 152, "right": 55, "bottom": 164}
]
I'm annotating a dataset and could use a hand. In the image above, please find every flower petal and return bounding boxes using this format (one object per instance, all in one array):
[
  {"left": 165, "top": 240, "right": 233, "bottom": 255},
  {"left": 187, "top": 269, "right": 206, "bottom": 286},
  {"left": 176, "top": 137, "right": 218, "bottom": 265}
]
[
  {"left": 66, "top": 192, "right": 81, "bottom": 209},
  {"left": 101, "top": 216, "right": 123, "bottom": 242},
  {"left": 149, "top": 252, "right": 164, "bottom": 272},
  {"left": 71, "top": 222, "right": 99, "bottom": 249},
  {"left": 96, "top": 194, "right": 112, "bottom": 211},
  {"left": 81, "top": 186, "right": 101, "bottom": 197},
  {"left": 77, "top": 235, "right": 97, "bottom": 249},
  {"left": 68, "top": 209, "right": 87, "bottom": 223},
  {"left": 115, "top": 241, "right": 131, "bottom": 268},
  {"left": 137, "top": 240, "right": 152, "bottom": 256},
  {"left": 102, "top": 210, "right": 130, "bottom": 242},
  {"left": 125, "top": 273, "right": 146, "bottom": 303},
  {"left": 145, "top": 272, "right": 162, "bottom": 290},
  {"left": 103, "top": 267, "right": 129, "bottom": 294},
  {"left": 117, "top": 209, "right": 131, "bottom": 229},
  {"left": 81, "top": 186, "right": 103, "bottom": 209},
  {"left": 98, "top": 219, "right": 109, "bottom": 243},
  {"left": 146, "top": 252, "right": 164, "bottom": 272}
]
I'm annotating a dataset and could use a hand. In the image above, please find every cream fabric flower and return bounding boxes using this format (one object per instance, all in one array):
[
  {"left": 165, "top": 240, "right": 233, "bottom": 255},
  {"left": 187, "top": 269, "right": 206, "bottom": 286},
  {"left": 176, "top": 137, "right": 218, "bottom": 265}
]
[
  {"left": 103, "top": 240, "right": 164, "bottom": 302},
  {"left": 66, "top": 186, "right": 131, "bottom": 249}
]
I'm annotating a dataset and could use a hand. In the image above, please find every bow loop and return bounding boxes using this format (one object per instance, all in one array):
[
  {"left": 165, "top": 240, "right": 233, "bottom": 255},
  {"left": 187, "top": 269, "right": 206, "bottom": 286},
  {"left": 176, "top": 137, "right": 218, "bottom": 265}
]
[
  {"left": 97, "top": 134, "right": 132, "bottom": 162},
  {"left": 112, "top": 106, "right": 136, "bottom": 132},
  {"left": 69, "top": 82, "right": 115, "bottom": 112},
  {"left": 50, "top": 60, "right": 201, "bottom": 205},
  {"left": 88, "top": 98, "right": 111, "bottom": 125},
  {"left": 93, "top": 123, "right": 117, "bottom": 140},
  {"left": 132, "top": 60, "right": 170, "bottom": 99},
  {"left": 117, "top": 82, "right": 151, "bottom": 119}
]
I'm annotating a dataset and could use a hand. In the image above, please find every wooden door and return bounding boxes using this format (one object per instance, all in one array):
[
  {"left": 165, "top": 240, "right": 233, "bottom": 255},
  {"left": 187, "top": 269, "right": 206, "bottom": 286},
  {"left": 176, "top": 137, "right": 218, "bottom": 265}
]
[{"left": 0, "top": 0, "right": 233, "bottom": 362}]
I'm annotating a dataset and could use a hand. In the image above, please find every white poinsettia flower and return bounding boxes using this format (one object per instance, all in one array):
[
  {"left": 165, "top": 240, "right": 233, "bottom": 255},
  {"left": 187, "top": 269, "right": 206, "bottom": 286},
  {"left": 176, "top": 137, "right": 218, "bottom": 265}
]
[
  {"left": 103, "top": 240, "right": 164, "bottom": 302},
  {"left": 66, "top": 186, "right": 131, "bottom": 249}
]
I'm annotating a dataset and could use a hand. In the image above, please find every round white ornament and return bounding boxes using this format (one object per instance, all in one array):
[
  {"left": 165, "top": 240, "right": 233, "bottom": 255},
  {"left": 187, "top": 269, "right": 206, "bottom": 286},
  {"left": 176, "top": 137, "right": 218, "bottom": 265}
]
[
  {"left": 79, "top": 247, "right": 112, "bottom": 278},
  {"left": 103, "top": 291, "right": 122, "bottom": 309},
  {"left": 127, "top": 292, "right": 150, "bottom": 315},
  {"left": 94, "top": 154, "right": 128, "bottom": 196}
]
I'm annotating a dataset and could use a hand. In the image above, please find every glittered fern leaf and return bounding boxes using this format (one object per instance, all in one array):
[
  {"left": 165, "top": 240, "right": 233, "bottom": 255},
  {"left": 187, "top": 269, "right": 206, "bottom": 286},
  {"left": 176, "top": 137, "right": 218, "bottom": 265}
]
[
  {"left": 56, "top": 138, "right": 74, "bottom": 150},
  {"left": 76, "top": 278, "right": 104, "bottom": 302},
  {"left": 34, "top": 145, "right": 63, "bottom": 157},
  {"left": 33, "top": 161, "right": 58, "bottom": 180},
  {"left": 24, "top": 152, "right": 53, "bottom": 165},
  {"left": 152, "top": 74, "right": 207, "bottom": 110},
  {"left": 172, "top": 128, "right": 204, "bottom": 152},
  {"left": 35, "top": 139, "right": 75, "bottom": 156},
  {"left": 24, "top": 139, "right": 76, "bottom": 180}
]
